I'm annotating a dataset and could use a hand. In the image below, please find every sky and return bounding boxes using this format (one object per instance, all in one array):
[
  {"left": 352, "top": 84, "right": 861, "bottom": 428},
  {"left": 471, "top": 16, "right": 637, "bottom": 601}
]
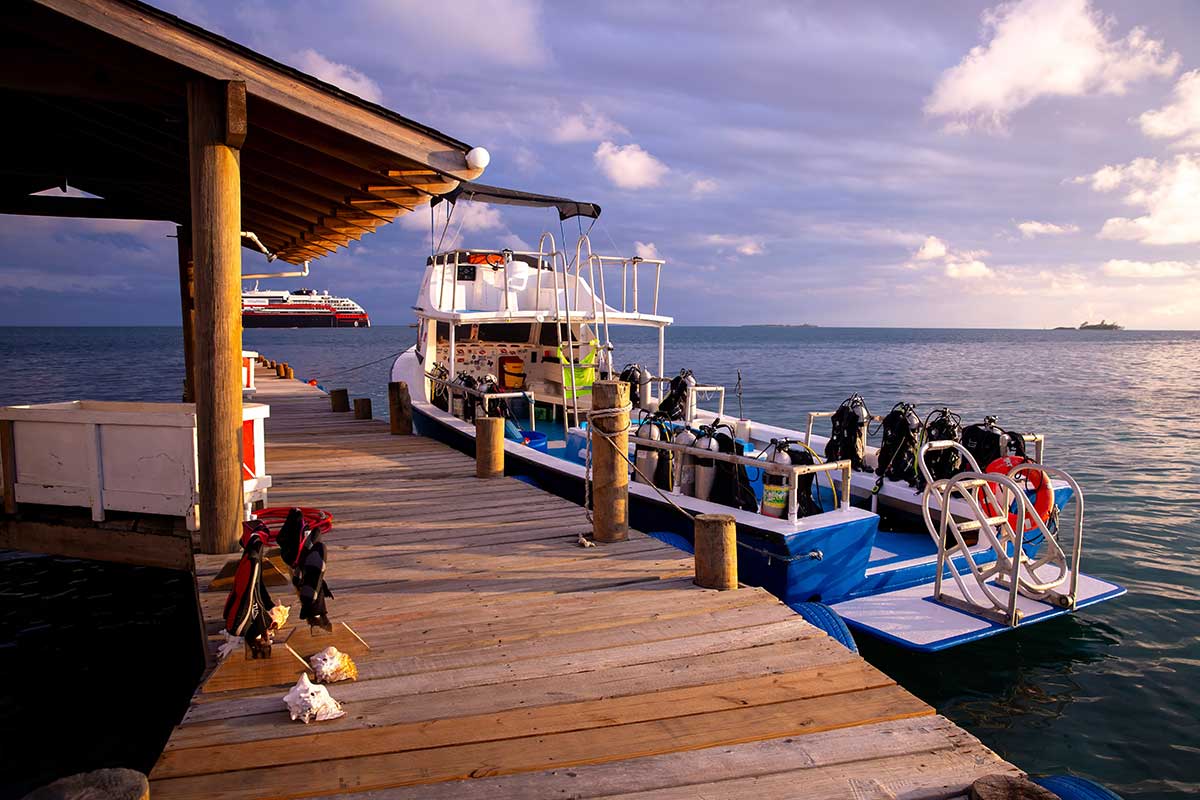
[{"left": 3, "top": 0, "right": 1200, "bottom": 328}]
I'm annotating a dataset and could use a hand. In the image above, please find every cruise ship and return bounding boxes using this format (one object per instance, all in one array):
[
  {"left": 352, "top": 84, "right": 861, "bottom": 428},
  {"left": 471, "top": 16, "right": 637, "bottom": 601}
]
[{"left": 242, "top": 287, "right": 370, "bottom": 328}]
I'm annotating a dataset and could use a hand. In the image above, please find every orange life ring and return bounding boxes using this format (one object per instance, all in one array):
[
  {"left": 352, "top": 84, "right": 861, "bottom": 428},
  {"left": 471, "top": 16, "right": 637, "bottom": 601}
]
[{"left": 978, "top": 455, "right": 1053, "bottom": 532}]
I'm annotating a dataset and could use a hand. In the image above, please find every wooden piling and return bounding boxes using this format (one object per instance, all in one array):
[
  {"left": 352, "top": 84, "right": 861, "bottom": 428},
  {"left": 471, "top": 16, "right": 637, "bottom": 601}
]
[
  {"left": 591, "top": 380, "right": 629, "bottom": 542},
  {"left": 188, "top": 78, "right": 244, "bottom": 555},
  {"left": 475, "top": 416, "right": 504, "bottom": 479},
  {"left": 1, "top": 420, "right": 17, "bottom": 515},
  {"left": 276, "top": 362, "right": 287, "bottom": 378},
  {"left": 285, "top": 365, "right": 294, "bottom": 380},
  {"left": 389, "top": 381, "right": 413, "bottom": 435},
  {"left": 694, "top": 513, "right": 738, "bottom": 590},
  {"left": 176, "top": 226, "right": 196, "bottom": 404},
  {"left": 330, "top": 388, "right": 350, "bottom": 413},
  {"left": 353, "top": 398, "right": 372, "bottom": 419}
]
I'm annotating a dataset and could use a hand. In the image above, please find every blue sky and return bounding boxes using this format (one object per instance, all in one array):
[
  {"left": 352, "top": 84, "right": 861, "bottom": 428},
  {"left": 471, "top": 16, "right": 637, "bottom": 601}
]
[{"left": 3, "top": 0, "right": 1200, "bottom": 327}]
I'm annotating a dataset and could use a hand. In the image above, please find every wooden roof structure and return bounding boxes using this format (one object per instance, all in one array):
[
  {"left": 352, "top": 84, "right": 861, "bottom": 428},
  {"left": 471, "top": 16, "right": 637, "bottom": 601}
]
[{"left": 0, "top": 0, "right": 486, "bottom": 264}]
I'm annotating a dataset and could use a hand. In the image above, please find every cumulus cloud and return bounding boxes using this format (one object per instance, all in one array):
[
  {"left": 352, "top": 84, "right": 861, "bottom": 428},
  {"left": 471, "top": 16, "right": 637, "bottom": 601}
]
[
  {"left": 634, "top": 241, "right": 660, "bottom": 260},
  {"left": 703, "top": 234, "right": 764, "bottom": 256},
  {"left": 399, "top": 200, "right": 504, "bottom": 248},
  {"left": 1017, "top": 220, "right": 1080, "bottom": 237},
  {"left": 1102, "top": 259, "right": 1198, "bottom": 279},
  {"left": 1076, "top": 155, "right": 1200, "bottom": 244},
  {"left": 925, "top": 0, "right": 1178, "bottom": 131},
  {"left": 914, "top": 235, "right": 948, "bottom": 260},
  {"left": 1138, "top": 69, "right": 1200, "bottom": 146},
  {"left": 291, "top": 49, "right": 383, "bottom": 103},
  {"left": 551, "top": 105, "right": 627, "bottom": 143},
  {"left": 691, "top": 178, "right": 719, "bottom": 196},
  {"left": 944, "top": 260, "right": 995, "bottom": 279},
  {"left": 593, "top": 141, "right": 669, "bottom": 189}
]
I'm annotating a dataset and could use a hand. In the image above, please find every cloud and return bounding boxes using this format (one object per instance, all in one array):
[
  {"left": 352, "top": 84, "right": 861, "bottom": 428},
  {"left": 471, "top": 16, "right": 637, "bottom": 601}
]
[
  {"left": 593, "top": 141, "right": 669, "bottom": 189},
  {"left": 914, "top": 235, "right": 948, "bottom": 260},
  {"left": 690, "top": 178, "right": 719, "bottom": 196},
  {"left": 1102, "top": 259, "right": 1198, "bottom": 279},
  {"left": 1077, "top": 155, "right": 1200, "bottom": 244},
  {"left": 703, "top": 234, "right": 764, "bottom": 256},
  {"left": 634, "top": 241, "right": 660, "bottom": 260},
  {"left": 551, "top": 105, "right": 628, "bottom": 143},
  {"left": 925, "top": 0, "right": 1178, "bottom": 131},
  {"left": 291, "top": 49, "right": 383, "bottom": 103},
  {"left": 1017, "top": 220, "right": 1080, "bottom": 237},
  {"left": 1138, "top": 69, "right": 1200, "bottom": 146},
  {"left": 944, "top": 260, "right": 994, "bottom": 279}
]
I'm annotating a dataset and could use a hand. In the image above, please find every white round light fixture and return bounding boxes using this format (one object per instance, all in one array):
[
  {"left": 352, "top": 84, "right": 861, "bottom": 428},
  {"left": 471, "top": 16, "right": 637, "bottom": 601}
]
[{"left": 466, "top": 146, "right": 491, "bottom": 171}]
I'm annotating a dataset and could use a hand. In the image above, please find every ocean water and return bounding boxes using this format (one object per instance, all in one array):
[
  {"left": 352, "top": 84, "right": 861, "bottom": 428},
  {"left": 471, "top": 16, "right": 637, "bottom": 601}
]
[{"left": 0, "top": 325, "right": 1197, "bottom": 798}]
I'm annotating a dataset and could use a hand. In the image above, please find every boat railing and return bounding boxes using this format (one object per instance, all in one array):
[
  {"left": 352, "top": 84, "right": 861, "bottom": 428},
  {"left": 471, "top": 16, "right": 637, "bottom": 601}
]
[
  {"left": 917, "top": 439, "right": 1080, "bottom": 627},
  {"left": 424, "top": 372, "right": 537, "bottom": 432},
  {"left": 628, "top": 433, "right": 852, "bottom": 524}
]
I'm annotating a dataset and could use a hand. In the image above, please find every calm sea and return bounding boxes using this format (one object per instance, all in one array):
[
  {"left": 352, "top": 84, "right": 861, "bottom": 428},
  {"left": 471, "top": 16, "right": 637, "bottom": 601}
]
[{"left": 0, "top": 325, "right": 1196, "bottom": 798}]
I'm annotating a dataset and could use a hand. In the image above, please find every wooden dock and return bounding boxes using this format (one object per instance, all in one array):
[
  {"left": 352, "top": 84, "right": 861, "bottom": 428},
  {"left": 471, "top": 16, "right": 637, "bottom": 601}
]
[{"left": 149, "top": 369, "right": 1017, "bottom": 799}]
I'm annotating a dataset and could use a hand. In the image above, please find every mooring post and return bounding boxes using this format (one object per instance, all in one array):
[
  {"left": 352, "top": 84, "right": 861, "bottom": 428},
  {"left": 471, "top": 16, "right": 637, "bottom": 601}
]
[
  {"left": 389, "top": 381, "right": 413, "bottom": 435},
  {"left": 475, "top": 416, "right": 504, "bottom": 479},
  {"left": 694, "top": 513, "right": 738, "bottom": 590},
  {"left": 591, "top": 380, "right": 629, "bottom": 542},
  {"left": 285, "top": 365, "right": 294, "bottom": 380},
  {"left": 354, "top": 398, "right": 372, "bottom": 420},
  {"left": 276, "top": 362, "right": 287, "bottom": 378},
  {"left": 330, "top": 388, "right": 350, "bottom": 413},
  {"left": 1, "top": 419, "right": 17, "bottom": 515}
]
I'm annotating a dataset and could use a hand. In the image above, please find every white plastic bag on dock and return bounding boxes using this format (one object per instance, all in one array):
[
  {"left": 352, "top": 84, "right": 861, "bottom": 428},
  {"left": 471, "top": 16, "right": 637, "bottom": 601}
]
[
  {"left": 216, "top": 632, "right": 242, "bottom": 660},
  {"left": 282, "top": 674, "right": 345, "bottom": 723},
  {"left": 310, "top": 646, "right": 358, "bottom": 683}
]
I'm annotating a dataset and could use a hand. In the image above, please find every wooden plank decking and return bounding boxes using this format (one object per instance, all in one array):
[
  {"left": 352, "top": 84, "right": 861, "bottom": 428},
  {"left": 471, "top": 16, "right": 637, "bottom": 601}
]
[{"left": 149, "top": 370, "right": 1018, "bottom": 799}]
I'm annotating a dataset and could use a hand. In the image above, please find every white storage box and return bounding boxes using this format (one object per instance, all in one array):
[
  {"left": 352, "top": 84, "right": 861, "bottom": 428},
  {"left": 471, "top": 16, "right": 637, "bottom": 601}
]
[
  {"left": 242, "top": 350, "right": 258, "bottom": 394},
  {"left": 0, "top": 400, "right": 271, "bottom": 530}
]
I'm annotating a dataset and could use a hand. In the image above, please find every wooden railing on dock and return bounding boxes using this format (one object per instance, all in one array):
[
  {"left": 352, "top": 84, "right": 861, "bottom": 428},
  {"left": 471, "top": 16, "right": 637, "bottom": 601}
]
[{"left": 148, "top": 366, "right": 1019, "bottom": 799}]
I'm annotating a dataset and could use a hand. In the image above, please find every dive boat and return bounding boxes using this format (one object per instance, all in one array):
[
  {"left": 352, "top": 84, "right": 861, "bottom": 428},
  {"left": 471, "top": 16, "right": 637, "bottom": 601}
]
[{"left": 391, "top": 182, "right": 1124, "bottom": 652}]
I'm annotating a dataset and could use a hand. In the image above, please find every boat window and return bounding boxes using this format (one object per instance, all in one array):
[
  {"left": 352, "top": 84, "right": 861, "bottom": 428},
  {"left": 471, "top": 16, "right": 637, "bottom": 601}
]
[
  {"left": 476, "top": 323, "right": 532, "bottom": 343},
  {"left": 435, "top": 322, "right": 478, "bottom": 343},
  {"left": 538, "top": 323, "right": 575, "bottom": 346}
]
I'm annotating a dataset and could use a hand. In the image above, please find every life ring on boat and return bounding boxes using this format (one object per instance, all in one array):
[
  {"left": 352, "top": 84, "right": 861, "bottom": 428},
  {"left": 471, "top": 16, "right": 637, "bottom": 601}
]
[
  {"left": 253, "top": 506, "right": 334, "bottom": 541},
  {"left": 977, "top": 455, "right": 1052, "bottom": 532}
]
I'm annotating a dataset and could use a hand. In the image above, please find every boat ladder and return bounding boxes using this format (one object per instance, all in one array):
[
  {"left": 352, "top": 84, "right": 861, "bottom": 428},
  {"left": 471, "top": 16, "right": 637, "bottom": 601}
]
[{"left": 917, "top": 441, "right": 1084, "bottom": 627}]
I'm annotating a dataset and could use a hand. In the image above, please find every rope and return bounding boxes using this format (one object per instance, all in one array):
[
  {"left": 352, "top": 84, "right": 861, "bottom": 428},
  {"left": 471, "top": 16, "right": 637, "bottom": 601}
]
[
  {"left": 312, "top": 348, "right": 408, "bottom": 382},
  {"left": 583, "top": 403, "right": 696, "bottom": 530}
]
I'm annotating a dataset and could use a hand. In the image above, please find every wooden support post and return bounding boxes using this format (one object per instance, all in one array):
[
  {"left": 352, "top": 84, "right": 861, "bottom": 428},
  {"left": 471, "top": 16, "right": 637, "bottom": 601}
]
[
  {"left": 189, "top": 78, "right": 245, "bottom": 555},
  {"left": 276, "top": 362, "right": 287, "bottom": 378},
  {"left": 176, "top": 226, "right": 196, "bottom": 403},
  {"left": 389, "top": 381, "right": 413, "bottom": 435},
  {"left": 694, "top": 513, "right": 737, "bottom": 590},
  {"left": 354, "top": 398, "right": 372, "bottom": 419},
  {"left": 475, "top": 416, "right": 504, "bottom": 479},
  {"left": 285, "top": 365, "right": 294, "bottom": 380},
  {"left": 591, "top": 380, "right": 629, "bottom": 542},
  {"left": 1, "top": 420, "right": 16, "bottom": 515},
  {"left": 330, "top": 389, "right": 350, "bottom": 412}
]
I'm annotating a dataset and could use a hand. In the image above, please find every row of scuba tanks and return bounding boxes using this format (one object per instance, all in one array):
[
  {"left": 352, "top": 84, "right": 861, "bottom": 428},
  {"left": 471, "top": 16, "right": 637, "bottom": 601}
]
[
  {"left": 825, "top": 393, "right": 1033, "bottom": 491},
  {"left": 430, "top": 363, "right": 526, "bottom": 440},
  {"left": 623, "top": 365, "right": 826, "bottom": 520}
]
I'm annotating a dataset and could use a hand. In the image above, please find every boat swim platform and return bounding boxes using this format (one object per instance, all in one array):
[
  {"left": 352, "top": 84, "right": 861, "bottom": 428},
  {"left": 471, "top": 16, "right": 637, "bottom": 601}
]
[{"left": 149, "top": 368, "right": 1019, "bottom": 800}]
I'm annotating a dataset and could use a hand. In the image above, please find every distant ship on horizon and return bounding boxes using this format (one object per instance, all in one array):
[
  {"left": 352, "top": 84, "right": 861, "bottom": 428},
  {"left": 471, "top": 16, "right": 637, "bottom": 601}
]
[{"left": 242, "top": 286, "right": 370, "bottom": 328}]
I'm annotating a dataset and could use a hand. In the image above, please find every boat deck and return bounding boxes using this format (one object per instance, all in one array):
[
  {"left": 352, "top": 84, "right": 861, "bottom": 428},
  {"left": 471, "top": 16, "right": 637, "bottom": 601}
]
[{"left": 149, "top": 369, "right": 1018, "bottom": 799}]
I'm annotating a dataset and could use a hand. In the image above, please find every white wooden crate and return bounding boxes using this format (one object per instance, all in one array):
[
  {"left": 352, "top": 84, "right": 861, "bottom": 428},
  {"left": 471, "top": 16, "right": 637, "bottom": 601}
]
[{"left": 0, "top": 400, "right": 271, "bottom": 530}]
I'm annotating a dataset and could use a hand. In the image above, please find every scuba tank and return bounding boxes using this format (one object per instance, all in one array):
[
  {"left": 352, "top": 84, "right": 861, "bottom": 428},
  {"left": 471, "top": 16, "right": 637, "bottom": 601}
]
[
  {"left": 277, "top": 507, "right": 334, "bottom": 632},
  {"left": 919, "top": 407, "right": 963, "bottom": 489},
  {"left": 619, "top": 363, "right": 651, "bottom": 410},
  {"left": 875, "top": 402, "right": 922, "bottom": 487},
  {"left": 223, "top": 519, "right": 278, "bottom": 658},
  {"left": 692, "top": 424, "right": 720, "bottom": 501},
  {"left": 673, "top": 427, "right": 698, "bottom": 496},
  {"left": 710, "top": 423, "right": 759, "bottom": 512},
  {"left": 761, "top": 439, "right": 797, "bottom": 518},
  {"left": 430, "top": 362, "right": 450, "bottom": 411},
  {"left": 657, "top": 369, "right": 695, "bottom": 422},
  {"left": 825, "top": 394, "right": 870, "bottom": 470},
  {"left": 633, "top": 414, "right": 661, "bottom": 486},
  {"left": 961, "top": 415, "right": 1028, "bottom": 471}
]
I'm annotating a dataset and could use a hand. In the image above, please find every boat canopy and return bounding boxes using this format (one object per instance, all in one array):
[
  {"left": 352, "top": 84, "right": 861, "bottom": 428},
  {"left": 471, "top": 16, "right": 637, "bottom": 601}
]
[{"left": 431, "top": 181, "right": 601, "bottom": 221}]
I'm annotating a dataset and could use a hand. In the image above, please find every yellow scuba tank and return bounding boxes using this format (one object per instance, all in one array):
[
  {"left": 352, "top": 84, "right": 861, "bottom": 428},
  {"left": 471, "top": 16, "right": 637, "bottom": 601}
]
[{"left": 761, "top": 440, "right": 794, "bottom": 518}]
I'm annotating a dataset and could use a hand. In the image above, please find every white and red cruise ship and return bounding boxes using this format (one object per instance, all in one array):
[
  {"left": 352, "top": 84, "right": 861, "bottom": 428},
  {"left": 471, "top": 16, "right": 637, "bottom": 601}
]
[{"left": 242, "top": 286, "right": 370, "bottom": 328}]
